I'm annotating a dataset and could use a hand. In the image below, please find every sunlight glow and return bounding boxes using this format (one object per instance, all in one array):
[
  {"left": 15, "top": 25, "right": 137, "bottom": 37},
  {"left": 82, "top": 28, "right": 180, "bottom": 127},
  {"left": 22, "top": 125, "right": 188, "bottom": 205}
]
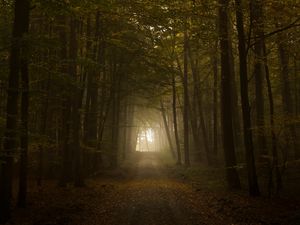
[
  {"left": 136, "top": 128, "right": 156, "bottom": 152},
  {"left": 146, "top": 129, "right": 154, "bottom": 142}
]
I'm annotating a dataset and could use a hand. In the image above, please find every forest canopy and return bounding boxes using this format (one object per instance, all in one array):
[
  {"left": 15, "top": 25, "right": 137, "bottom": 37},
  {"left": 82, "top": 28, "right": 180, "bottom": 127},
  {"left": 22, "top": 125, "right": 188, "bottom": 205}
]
[{"left": 0, "top": 0, "right": 300, "bottom": 224}]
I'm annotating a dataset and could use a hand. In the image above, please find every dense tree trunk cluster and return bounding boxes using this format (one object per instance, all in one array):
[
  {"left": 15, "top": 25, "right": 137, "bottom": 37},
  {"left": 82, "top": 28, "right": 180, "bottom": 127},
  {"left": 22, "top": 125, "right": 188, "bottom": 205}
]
[{"left": 0, "top": 0, "right": 299, "bottom": 223}]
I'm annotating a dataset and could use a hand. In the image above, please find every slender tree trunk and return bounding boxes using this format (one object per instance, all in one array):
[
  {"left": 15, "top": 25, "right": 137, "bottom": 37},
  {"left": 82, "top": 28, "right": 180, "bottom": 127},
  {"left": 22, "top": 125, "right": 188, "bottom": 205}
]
[
  {"left": 183, "top": 29, "right": 190, "bottom": 166},
  {"left": 235, "top": 0, "right": 260, "bottom": 196},
  {"left": 160, "top": 101, "right": 176, "bottom": 158},
  {"left": 126, "top": 102, "right": 136, "bottom": 154},
  {"left": 251, "top": 0, "right": 267, "bottom": 156},
  {"left": 122, "top": 99, "right": 128, "bottom": 159},
  {"left": 176, "top": 55, "right": 201, "bottom": 160},
  {"left": 18, "top": 38, "right": 30, "bottom": 207},
  {"left": 36, "top": 20, "right": 53, "bottom": 185},
  {"left": 83, "top": 16, "right": 92, "bottom": 145},
  {"left": 172, "top": 73, "right": 181, "bottom": 164},
  {"left": 110, "top": 63, "right": 121, "bottom": 168},
  {"left": 228, "top": 19, "right": 241, "bottom": 151},
  {"left": 69, "top": 18, "right": 84, "bottom": 187},
  {"left": 263, "top": 43, "right": 282, "bottom": 195},
  {"left": 187, "top": 44, "right": 211, "bottom": 165},
  {"left": 37, "top": 66, "right": 51, "bottom": 186},
  {"left": 73, "top": 88, "right": 84, "bottom": 187},
  {"left": 0, "top": 0, "right": 30, "bottom": 222},
  {"left": 277, "top": 39, "right": 298, "bottom": 159},
  {"left": 84, "top": 13, "right": 100, "bottom": 148},
  {"left": 95, "top": 33, "right": 106, "bottom": 166},
  {"left": 58, "top": 15, "right": 71, "bottom": 187},
  {"left": 212, "top": 51, "right": 219, "bottom": 158},
  {"left": 294, "top": 54, "right": 299, "bottom": 116},
  {"left": 218, "top": 0, "right": 241, "bottom": 189}
]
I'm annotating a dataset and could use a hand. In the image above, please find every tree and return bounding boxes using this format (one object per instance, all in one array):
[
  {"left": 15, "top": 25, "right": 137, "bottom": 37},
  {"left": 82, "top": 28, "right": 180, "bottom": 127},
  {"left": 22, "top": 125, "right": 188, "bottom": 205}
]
[
  {"left": 0, "top": 0, "right": 30, "bottom": 222},
  {"left": 160, "top": 100, "right": 176, "bottom": 159},
  {"left": 58, "top": 15, "right": 72, "bottom": 187},
  {"left": 235, "top": 0, "right": 260, "bottom": 196},
  {"left": 17, "top": 14, "right": 30, "bottom": 206},
  {"left": 172, "top": 72, "right": 182, "bottom": 164},
  {"left": 251, "top": 0, "right": 267, "bottom": 156},
  {"left": 277, "top": 32, "right": 298, "bottom": 159},
  {"left": 218, "top": 0, "right": 241, "bottom": 190},
  {"left": 183, "top": 28, "right": 190, "bottom": 167}
]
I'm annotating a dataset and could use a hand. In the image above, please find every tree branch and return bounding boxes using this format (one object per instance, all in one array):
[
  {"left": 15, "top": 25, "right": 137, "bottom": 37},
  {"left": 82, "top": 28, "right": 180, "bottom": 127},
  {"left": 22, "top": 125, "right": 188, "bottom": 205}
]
[{"left": 249, "top": 17, "right": 300, "bottom": 48}]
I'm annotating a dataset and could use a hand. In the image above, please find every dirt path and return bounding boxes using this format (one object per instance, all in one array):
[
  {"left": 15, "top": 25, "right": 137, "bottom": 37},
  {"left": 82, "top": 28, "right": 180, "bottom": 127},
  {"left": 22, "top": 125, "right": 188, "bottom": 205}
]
[
  {"left": 10, "top": 153, "right": 300, "bottom": 225},
  {"left": 82, "top": 153, "right": 299, "bottom": 225},
  {"left": 102, "top": 154, "right": 212, "bottom": 225}
]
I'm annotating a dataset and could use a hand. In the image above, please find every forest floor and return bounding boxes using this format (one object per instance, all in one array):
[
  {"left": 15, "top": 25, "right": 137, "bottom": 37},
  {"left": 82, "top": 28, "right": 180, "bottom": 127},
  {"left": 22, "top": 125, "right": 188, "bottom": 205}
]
[{"left": 8, "top": 153, "right": 300, "bottom": 225}]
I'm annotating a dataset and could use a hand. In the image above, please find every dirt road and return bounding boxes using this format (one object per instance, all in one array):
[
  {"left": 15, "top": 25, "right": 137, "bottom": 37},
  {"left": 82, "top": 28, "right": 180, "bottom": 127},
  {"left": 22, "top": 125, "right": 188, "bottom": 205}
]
[
  {"left": 82, "top": 153, "right": 299, "bottom": 225},
  {"left": 102, "top": 153, "right": 212, "bottom": 225},
  {"left": 10, "top": 153, "right": 300, "bottom": 225}
]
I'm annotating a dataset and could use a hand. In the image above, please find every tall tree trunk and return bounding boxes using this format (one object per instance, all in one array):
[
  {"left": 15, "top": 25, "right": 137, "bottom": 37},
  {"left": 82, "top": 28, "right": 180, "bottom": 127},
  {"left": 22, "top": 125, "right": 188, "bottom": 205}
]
[
  {"left": 69, "top": 18, "right": 84, "bottom": 187},
  {"left": 126, "top": 102, "right": 136, "bottom": 154},
  {"left": 83, "top": 16, "right": 92, "bottom": 145},
  {"left": 277, "top": 38, "right": 298, "bottom": 159},
  {"left": 160, "top": 101, "right": 176, "bottom": 158},
  {"left": 0, "top": 0, "right": 30, "bottom": 222},
  {"left": 84, "top": 13, "right": 100, "bottom": 148},
  {"left": 73, "top": 87, "right": 84, "bottom": 187},
  {"left": 183, "top": 29, "right": 190, "bottom": 166},
  {"left": 172, "top": 73, "right": 181, "bottom": 164},
  {"left": 176, "top": 55, "right": 201, "bottom": 160},
  {"left": 228, "top": 19, "right": 241, "bottom": 151},
  {"left": 122, "top": 99, "right": 128, "bottom": 159},
  {"left": 293, "top": 54, "right": 299, "bottom": 116},
  {"left": 110, "top": 64, "right": 121, "bottom": 168},
  {"left": 95, "top": 33, "right": 106, "bottom": 166},
  {"left": 37, "top": 22, "right": 52, "bottom": 187},
  {"left": 187, "top": 44, "right": 211, "bottom": 165},
  {"left": 18, "top": 39, "right": 30, "bottom": 207},
  {"left": 58, "top": 16, "right": 71, "bottom": 187},
  {"left": 37, "top": 72, "right": 51, "bottom": 186},
  {"left": 212, "top": 50, "right": 219, "bottom": 158},
  {"left": 263, "top": 44, "right": 282, "bottom": 194},
  {"left": 218, "top": 0, "right": 241, "bottom": 190},
  {"left": 235, "top": 0, "right": 260, "bottom": 196},
  {"left": 251, "top": 0, "right": 267, "bottom": 156}
]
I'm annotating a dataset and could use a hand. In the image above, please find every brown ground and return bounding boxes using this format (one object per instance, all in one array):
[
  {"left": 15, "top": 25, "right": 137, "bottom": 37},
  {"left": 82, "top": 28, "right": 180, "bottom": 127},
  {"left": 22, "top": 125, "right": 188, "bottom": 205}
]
[{"left": 7, "top": 153, "right": 300, "bottom": 225}]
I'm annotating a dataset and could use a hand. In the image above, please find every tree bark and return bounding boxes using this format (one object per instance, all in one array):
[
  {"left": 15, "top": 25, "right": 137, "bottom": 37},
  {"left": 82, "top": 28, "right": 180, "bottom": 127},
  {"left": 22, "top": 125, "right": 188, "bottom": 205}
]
[
  {"left": 160, "top": 101, "right": 176, "bottom": 158},
  {"left": 187, "top": 45, "right": 211, "bottom": 165},
  {"left": 18, "top": 37, "right": 30, "bottom": 207},
  {"left": 263, "top": 43, "right": 282, "bottom": 194},
  {"left": 251, "top": 0, "right": 267, "bottom": 156},
  {"left": 228, "top": 18, "right": 241, "bottom": 151},
  {"left": 58, "top": 15, "right": 71, "bottom": 187},
  {"left": 83, "top": 16, "right": 93, "bottom": 145},
  {"left": 212, "top": 50, "right": 219, "bottom": 158},
  {"left": 172, "top": 73, "right": 181, "bottom": 164},
  {"left": 84, "top": 13, "right": 100, "bottom": 148},
  {"left": 183, "top": 28, "right": 190, "bottom": 166},
  {"left": 218, "top": 0, "right": 241, "bottom": 190},
  {"left": 0, "top": 0, "right": 30, "bottom": 222},
  {"left": 176, "top": 55, "right": 201, "bottom": 160},
  {"left": 69, "top": 18, "right": 84, "bottom": 187},
  {"left": 110, "top": 61, "right": 121, "bottom": 168},
  {"left": 235, "top": 0, "right": 260, "bottom": 196},
  {"left": 277, "top": 37, "right": 298, "bottom": 159}
]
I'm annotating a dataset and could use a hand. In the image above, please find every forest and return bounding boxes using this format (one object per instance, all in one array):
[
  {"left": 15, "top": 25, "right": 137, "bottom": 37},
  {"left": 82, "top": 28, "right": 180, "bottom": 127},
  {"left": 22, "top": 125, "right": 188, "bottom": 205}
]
[{"left": 0, "top": 0, "right": 300, "bottom": 224}]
